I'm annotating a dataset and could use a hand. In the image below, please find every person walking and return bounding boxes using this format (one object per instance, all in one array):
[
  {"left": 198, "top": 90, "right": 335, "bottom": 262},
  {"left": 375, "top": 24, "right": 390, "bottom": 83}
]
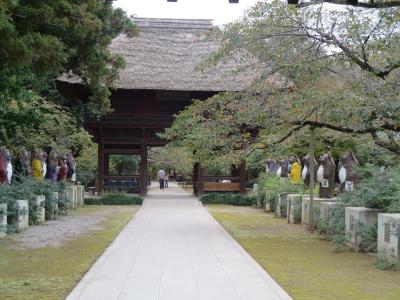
[
  {"left": 158, "top": 169, "right": 165, "bottom": 190},
  {"left": 165, "top": 172, "right": 169, "bottom": 188}
]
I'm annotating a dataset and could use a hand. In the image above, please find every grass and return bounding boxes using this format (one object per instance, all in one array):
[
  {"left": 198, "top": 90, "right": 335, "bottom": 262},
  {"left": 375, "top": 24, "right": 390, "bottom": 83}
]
[
  {"left": 0, "top": 205, "right": 138, "bottom": 300},
  {"left": 207, "top": 205, "right": 400, "bottom": 300}
]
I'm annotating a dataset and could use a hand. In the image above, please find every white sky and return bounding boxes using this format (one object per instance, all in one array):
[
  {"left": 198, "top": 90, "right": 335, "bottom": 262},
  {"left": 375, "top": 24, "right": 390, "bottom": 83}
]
[{"left": 113, "top": 0, "right": 262, "bottom": 25}]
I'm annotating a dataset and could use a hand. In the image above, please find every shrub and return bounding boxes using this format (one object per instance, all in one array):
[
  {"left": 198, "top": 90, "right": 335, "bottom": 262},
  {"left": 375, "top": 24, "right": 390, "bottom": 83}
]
[
  {"left": 200, "top": 193, "right": 256, "bottom": 206},
  {"left": 356, "top": 220, "right": 378, "bottom": 253},
  {"left": 292, "top": 195, "right": 302, "bottom": 223},
  {"left": 85, "top": 193, "right": 143, "bottom": 205},
  {"left": 339, "top": 165, "right": 400, "bottom": 211},
  {"left": 330, "top": 204, "right": 347, "bottom": 251},
  {"left": 0, "top": 177, "right": 65, "bottom": 227},
  {"left": 373, "top": 251, "right": 399, "bottom": 270}
]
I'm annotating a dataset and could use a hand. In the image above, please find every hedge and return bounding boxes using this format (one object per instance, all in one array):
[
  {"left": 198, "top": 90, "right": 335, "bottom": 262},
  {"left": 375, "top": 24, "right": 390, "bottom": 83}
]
[
  {"left": 84, "top": 193, "right": 143, "bottom": 205},
  {"left": 199, "top": 193, "right": 256, "bottom": 206}
]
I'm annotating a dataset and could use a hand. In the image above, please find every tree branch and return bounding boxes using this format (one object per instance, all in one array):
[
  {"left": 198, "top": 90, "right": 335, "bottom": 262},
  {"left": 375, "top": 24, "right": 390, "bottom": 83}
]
[{"left": 296, "top": 0, "right": 400, "bottom": 9}]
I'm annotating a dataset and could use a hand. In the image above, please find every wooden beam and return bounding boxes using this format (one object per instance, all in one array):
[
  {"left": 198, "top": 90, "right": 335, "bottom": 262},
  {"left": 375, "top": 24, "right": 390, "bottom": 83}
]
[
  {"left": 96, "top": 142, "right": 105, "bottom": 195},
  {"left": 193, "top": 163, "right": 199, "bottom": 196},
  {"left": 198, "top": 165, "right": 204, "bottom": 196},
  {"left": 239, "top": 160, "right": 246, "bottom": 195},
  {"left": 139, "top": 142, "right": 148, "bottom": 196}
]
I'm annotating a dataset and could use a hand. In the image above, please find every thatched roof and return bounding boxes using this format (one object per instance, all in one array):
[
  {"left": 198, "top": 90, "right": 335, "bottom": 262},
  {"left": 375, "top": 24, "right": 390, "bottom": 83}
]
[{"left": 59, "top": 18, "right": 261, "bottom": 92}]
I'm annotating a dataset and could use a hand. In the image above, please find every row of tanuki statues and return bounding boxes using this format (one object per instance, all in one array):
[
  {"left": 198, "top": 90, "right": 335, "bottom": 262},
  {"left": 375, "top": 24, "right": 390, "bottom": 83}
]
[
  {"left": 266, "top": 151, "right": 359, "bottom": 198},
  {"left": 0, "top": 147, "right": 77, "bottom": 185}
]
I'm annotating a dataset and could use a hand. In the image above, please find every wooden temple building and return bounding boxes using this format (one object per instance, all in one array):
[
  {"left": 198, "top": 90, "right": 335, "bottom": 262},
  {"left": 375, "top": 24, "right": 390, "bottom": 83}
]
[{"left": 56, "top": 18, "right": 258, "bottom": 196}]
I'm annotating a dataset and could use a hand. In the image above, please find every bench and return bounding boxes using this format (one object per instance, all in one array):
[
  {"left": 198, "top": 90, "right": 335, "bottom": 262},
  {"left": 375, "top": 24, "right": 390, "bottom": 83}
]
[{"left": 203, "top": 182, "right": 241, "bottom": 192}]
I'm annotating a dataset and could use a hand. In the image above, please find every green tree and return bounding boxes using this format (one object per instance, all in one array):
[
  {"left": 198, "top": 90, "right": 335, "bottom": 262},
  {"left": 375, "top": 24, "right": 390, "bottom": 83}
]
[
  {"left": 0, "top": 0, "right": 136, "bottom": 113},
  {"left": 163, "top": 1, "right": 400, "bottom": 162}
]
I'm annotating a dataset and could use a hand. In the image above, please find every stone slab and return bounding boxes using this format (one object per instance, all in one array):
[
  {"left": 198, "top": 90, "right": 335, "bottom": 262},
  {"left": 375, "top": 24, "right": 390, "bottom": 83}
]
[
  {"left": 377, "top": 213, "right": 400, "bottom": 261},
  {"left": 275, "top": 193, "right": 288, "bottom": 218},
  {"left": 66, "top": 182, "right": 292, "bottom": 300},
  {"left": 345, "top": 207, "right": 381, "bottom": 252},
  {"left": 36, "top": 195, "right": 46, "bottom": 224},
  {"left": 319, "top": 202, "right": 344, "bottom": 235},
  {"left": 301, "top": 197, "right": 337, "bottom": 228},
  {"left": 287, "top": 194, "right": 302, "bottom": 224},
  {"left": 15, "top": 200, "right": 29, "bottom": 232},
  {"left": 65, "top": 186, "right": 78, "bottom": 210},
  {"left": 76, "top": 185, "right": 85, "bottom": 207}
]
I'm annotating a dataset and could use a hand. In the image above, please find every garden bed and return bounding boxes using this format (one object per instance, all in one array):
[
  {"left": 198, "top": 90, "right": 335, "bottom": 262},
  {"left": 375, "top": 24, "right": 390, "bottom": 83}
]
[
  {"left": 207, "top": 204, "right": 400, "bottom": 300},
  {"left": 0, "top": 205, "right": 138, "bottom": 299}
]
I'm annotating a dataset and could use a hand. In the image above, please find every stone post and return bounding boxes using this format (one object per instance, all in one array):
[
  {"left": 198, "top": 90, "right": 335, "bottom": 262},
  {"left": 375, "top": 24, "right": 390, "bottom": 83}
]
[
  {"left": 36, "top": 195, "right": 45, "bottom": 224},
  {"left": 0, "top": 203, "right": 7, "bottom": 238},
  {"left": 15, "top": 200, "right": 29, "bottom": 232}
]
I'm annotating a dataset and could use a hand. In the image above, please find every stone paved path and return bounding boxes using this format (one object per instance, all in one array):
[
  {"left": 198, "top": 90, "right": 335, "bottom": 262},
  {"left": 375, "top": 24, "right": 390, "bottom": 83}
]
[{"left": 67, "top": 182, "right": 292, "bottom": 300}]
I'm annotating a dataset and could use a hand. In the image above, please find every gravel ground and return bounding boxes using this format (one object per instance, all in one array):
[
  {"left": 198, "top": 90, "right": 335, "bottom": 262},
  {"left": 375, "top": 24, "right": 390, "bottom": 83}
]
[{"left": 7, "top": 206, "right": 136, "bottom": 249}]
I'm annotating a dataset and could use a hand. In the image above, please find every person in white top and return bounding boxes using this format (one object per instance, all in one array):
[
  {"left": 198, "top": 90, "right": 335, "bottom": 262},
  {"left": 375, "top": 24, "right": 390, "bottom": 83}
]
[{"left": 158, "top": 169, "right": 165, "bottom": 189}]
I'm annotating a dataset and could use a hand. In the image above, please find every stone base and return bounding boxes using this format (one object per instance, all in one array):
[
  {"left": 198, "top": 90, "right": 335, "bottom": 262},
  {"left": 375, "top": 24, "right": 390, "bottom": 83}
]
[
  {"left": 287, "top": 194, "right": 302, "bottom": 224},
  {"left": 378, "top": 213, "right": 400, "bottom": 261},
  {"left": 36, "top": 195, "right": 45, "bottom": 224},
  {"left": 264, "top": 191, "right": 276, "bottom": 212},
  {"left": 0, "top": 203, "right": 7, "bottom": 238},
  {"left": 65, "top": 186, "right": 78, "bottom": 210},
  {"left": 275, "top": 193, "right": 288, "bottom": 218},
  {"left": 15, "top": 200, "right": 29, "bottom": 232},
  {"left": 76, "top": 185, "right": 84, "bottom": 207},
  {"left": 302, "top": 197, "right": 337, "bottom": 229},
  {"left": 319, "top": 202, "right": 343, "bottom": 235},
  {"left": 345, "top": 207, "right": 381, "bottom": 252}
]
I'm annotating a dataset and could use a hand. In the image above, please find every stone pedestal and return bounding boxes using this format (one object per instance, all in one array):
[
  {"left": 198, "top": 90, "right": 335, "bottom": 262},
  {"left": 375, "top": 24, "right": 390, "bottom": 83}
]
[
  {"left": 0, "top": 203, "right": 7, "bottom": 238},
  {"left": 264, "top": 191, "right": 276, "bottom": 212},
  {"left": 51, "top": 192, "right": 59, "bottom": 219},
  {"left": 15, "top": 200, "right": 29, "bottom": 232},
  {"left": 275, "top": 193, "right": 288, "bottom": 218},
  {"left": 65, "top": 186, "right": 78, "bottom": 210},
  {"left": 287, "top": 194, "right": 302, "bottom": 224},
  {"left": 36, "top": 195, "right": 45, "bottom": 224},
  {"left": 345, "top": 207, "right": 381, "bottom": 252},
  {"left": 377, "top": 213, "right": 400, "bottom": 261},
  {"left": 301, "top": 197, "right": 337, "bottom": 228},
  {"left": 319, "top": 202, "right": 343, "bottom": 235},
  {"left": 76, "top": 185, "right": 84, "bottom": 207}
]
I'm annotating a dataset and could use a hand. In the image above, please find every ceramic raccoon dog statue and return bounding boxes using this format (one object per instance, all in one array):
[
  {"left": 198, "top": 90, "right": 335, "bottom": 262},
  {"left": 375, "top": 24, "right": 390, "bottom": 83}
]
[
  {"left": 338, "top": 150, "right": 359, "bottom": 192},
  {"left": 317, "top": 153, "right": 336, "bottom": 198},
  {"left": 301, "top": 154, "right": 318, "bottom": 188},
  {"left": 276, "top": 158, "right": 289, "bottom": 178}
]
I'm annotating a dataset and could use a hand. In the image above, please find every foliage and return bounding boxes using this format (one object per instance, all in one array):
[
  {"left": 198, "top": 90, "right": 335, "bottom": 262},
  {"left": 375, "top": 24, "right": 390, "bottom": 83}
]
[
  {"left": 148, "top": 147, "right": 193, "bottom": 180},
  {"left": 373, "top": 251, "right": 399, "bottom": 271},
  {"left": 163, "top": 1, "right": 400, "bottom": 162},
  {"left": 357, "top": 221, "right": 378, "bottom": 253},
  {"left": 109, "top": 154, "right": 140, "bottom": 176},
  {"left": 339, "top": 165, "right": 400, "bottom": 211},
  {"left": 330, "top": 204, "right": 348, "bottom": 251},
  {"left": 84, "top": 193, "right": 143, "bottom": 205},
  {"left": 292, "top": 195, "right": 302, "bottom": 224},
  {"left": 0, "top": 0, "right": 136, "bottom": 114},
  {"left": 0, "top": 177, "right": 65, "bottom": 227},
  {"left": 200, "top": 193, "right": 256, "bottom": 206}
]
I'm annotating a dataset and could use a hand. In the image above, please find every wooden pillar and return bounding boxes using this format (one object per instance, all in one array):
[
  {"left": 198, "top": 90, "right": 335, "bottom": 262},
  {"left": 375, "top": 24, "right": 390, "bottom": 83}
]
[
  {"left": 96, "top": 142, "right": 105, "bottom": 195},
  {"left": 239, "top": 160, "right": 246, "bottom": 195},
  {"left": 139, "top": 142, "right": 147, "bottom": 196},
  {"left": 193, "top": 163, "right": 199, "bottom": 196},
  {"left": 198, "top": 164, "right": 204, "bottom": 196},
  {"left": 104, "top": 153, "right": 110, "bottom": 176}
]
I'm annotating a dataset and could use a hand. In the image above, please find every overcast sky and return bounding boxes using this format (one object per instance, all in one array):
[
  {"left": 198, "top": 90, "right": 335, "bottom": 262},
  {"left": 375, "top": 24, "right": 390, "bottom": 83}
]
[{"left": 113, "top": 0, "right": 262, "bottom": 25}]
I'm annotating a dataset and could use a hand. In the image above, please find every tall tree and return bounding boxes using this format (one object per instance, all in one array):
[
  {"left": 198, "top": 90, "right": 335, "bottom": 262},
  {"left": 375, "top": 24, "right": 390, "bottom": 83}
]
[{"left": 163, "top": 1, "right": 400, "bottom": 160}]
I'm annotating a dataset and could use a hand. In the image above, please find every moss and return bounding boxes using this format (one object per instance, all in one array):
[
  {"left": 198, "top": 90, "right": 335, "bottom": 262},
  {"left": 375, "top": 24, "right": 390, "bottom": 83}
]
[
  {"left": 207, "top": 205, "right": 400, "bottom": 300},
  {"left": 0, "top": 206, "right": 138, "bottom": 300}
]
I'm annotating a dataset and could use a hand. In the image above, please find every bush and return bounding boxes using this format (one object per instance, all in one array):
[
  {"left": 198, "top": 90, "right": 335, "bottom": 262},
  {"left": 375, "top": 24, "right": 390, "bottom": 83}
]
[
  {"left": 330, "top": 204, "right": 347, "bottom": 251},
  {"left": 339, "top": 165, "right": 400, "bottom": 211},
  {"left": 85, "top": 193, "right": 143, "bottom": 205},
  {"left": 292, "top": 195, "right": 302, "bottom": 223},
  {"left": 0, "top": 177, "right": 65, "bottom": 228},
  {"left": 200, "top": 193, "right": 256, "bottom": 206}
]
